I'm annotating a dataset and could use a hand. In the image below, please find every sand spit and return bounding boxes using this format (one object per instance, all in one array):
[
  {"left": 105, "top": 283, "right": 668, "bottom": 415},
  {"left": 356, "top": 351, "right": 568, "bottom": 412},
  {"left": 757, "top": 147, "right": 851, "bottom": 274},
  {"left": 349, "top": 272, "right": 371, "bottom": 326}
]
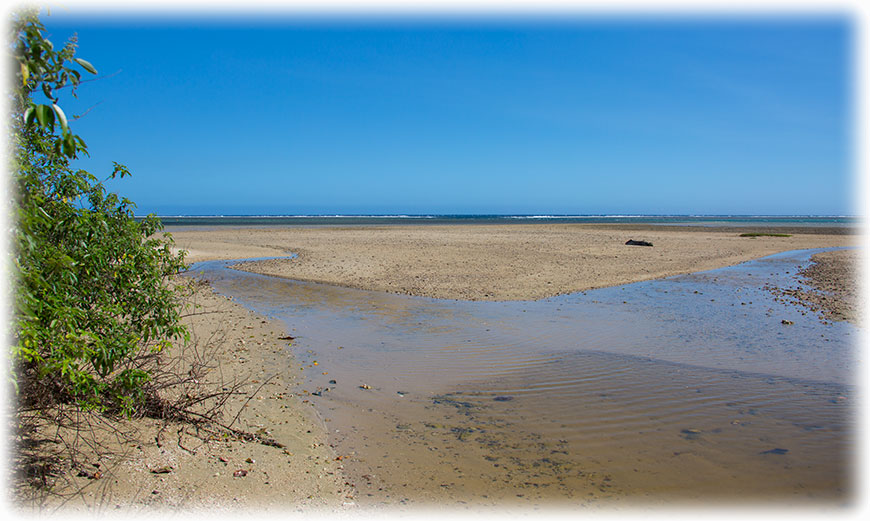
[{"left": 170, "top": 224, "right": 856, "bottom": 301}]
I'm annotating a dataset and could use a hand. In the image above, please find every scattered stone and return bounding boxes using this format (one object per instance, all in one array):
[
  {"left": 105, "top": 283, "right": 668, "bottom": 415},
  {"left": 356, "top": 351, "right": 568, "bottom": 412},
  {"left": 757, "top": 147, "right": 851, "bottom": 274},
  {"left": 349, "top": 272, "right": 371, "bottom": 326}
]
[
  {"left": 625, "top": 239, "right": 653, "bottom": 247},
  {"left": 149, "top": 465, "right": 173, "bottom": 474},
  {"left": 765, "top": 250, "right": 859, "bottom": 325},
  {"left": 77, "top": 468, "right": 102, "bottom": 480},
  {"left": 451, "top": 427, "right": 475, "bottom": 441},
  {"left": 233, "top": 469, "right": 248, "bottom": 478},
  {"left": 329, "top": 379, "right": 337, "bottom": 385},
  {"left": 359, "top": 384, "right": 372, "bottom": 390}
]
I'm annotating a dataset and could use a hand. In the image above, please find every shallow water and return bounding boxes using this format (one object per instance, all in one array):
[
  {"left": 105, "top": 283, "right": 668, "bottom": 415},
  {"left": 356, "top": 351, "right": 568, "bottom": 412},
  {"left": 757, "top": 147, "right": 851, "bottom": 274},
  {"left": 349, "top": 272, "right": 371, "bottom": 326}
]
[{"left": 191, "top": 248, "right": 856, "bottom": 506}]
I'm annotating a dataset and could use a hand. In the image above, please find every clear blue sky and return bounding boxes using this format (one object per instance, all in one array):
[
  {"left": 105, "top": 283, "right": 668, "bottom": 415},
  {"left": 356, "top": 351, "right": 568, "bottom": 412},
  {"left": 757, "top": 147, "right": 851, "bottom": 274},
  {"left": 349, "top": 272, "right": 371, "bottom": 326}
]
[{"left": 42, "top": 13, "right": 852, "bottom": 216}]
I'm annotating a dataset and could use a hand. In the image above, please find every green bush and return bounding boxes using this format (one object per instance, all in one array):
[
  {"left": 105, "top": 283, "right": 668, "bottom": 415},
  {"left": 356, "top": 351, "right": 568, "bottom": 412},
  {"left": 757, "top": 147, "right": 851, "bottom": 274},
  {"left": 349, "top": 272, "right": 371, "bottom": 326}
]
[{"left": 10, "top": 12, "right": 189, "bottom": 415}]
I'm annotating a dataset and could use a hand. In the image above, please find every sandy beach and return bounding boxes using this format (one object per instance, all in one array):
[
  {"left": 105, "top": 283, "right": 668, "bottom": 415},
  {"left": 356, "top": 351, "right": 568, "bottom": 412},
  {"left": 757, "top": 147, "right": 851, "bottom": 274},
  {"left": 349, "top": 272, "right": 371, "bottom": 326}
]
[
  {"left": 16, "top": 223, "right": 859, "bottom": 511},
  {"left": 172, "top": 223, "right": 855, "bottom": 301},
  {"left": 11, "top": 12, "right": 859, "bottom": 512}
]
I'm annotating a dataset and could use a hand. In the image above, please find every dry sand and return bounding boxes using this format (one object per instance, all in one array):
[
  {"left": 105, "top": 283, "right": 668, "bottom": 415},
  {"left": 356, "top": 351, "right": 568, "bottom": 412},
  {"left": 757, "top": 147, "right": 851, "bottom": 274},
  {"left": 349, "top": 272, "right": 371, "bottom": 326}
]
[
  {"left": 171, "top": 223, "right": 855, "bottom": 301},
  {"left": 13, "top": 282, "right": 355, "bottom": 513}
]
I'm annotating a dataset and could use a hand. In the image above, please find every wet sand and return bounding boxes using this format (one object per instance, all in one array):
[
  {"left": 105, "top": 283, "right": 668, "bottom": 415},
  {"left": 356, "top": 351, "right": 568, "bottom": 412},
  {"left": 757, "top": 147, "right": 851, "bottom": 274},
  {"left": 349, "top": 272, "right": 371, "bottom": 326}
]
[
  {"left": 773, "top": 249, "right": 862, "bottom": 325},
  {"left": 169, "top": 224, "right": 855, "bottom": 301}
]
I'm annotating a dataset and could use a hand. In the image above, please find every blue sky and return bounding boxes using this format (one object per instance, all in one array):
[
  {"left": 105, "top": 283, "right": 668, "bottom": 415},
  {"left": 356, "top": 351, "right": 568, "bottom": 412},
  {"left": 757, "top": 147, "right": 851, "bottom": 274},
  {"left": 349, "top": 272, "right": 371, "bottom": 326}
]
[{"left": 41, "top": 14, "right": 852, "bottom": 216}]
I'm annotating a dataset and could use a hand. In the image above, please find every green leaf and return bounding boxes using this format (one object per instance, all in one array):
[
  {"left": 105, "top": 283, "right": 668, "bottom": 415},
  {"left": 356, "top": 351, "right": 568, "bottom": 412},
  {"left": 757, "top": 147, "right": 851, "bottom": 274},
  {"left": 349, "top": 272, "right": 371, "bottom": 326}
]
[
  {"left": 23, "top": 105, "right": 35, "bottom": 126},
  {"left": 53, "top": 104, "right": 68, "bottom": 132},
  {"left": 74, "top": 58, "right": 97, "bottom": 74},
  {"left": 34, "top": 104, "right": 54, "bottom": 129},
  {"left": 63, "top": 133, "right": 76, "bottom": 157}
]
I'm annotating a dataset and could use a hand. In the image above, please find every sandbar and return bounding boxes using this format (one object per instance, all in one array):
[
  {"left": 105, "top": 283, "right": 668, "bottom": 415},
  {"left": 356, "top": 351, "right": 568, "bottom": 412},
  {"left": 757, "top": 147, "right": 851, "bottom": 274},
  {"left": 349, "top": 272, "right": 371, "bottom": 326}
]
[{"left": 170, "top": 223, "right": 856, "bottom": 301}]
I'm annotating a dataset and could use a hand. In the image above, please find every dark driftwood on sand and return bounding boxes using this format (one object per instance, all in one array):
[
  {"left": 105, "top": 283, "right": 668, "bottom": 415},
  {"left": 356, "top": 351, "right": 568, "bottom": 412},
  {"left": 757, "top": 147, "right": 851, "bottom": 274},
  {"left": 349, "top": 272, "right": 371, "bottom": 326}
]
[{"left": 625, "top": 239, "right": 653, "bottom": 247}]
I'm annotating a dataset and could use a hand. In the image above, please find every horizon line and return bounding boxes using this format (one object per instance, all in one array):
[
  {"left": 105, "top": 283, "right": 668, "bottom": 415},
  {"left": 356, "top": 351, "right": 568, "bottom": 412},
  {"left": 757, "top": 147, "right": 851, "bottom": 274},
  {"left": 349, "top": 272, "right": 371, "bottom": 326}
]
[{"left": 143, "top": 213, "right": 858, "bottom": 218}]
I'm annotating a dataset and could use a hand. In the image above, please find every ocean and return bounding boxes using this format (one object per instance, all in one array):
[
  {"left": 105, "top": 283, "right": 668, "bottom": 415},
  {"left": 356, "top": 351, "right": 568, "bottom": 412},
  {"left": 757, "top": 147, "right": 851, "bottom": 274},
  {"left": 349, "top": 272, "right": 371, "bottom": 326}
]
[{"left": 155, "top": 214, "right": 856, "bottom": 228}]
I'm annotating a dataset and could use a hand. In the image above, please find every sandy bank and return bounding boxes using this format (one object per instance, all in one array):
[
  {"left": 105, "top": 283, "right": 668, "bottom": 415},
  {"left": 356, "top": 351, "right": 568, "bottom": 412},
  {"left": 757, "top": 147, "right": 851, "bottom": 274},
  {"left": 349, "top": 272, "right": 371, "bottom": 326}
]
[
  {"left": 766, "top": 249, "right": 862, "bottom": 325},
  {"left": 169, "top": 224, "right": 856, "bottom": 301},
  {"left": 14, "top": 281, "right": 353, "bottom": 512}
]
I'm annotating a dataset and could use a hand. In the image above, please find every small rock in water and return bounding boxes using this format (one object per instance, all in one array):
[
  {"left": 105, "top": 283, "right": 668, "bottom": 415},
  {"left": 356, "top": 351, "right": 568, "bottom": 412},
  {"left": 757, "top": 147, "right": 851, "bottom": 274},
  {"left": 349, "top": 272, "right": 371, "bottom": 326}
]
[
  {"left": 681, "top": 428, "right": 702, "bottom": 440},
  {"left": 493, "top": 396, "right": 514, "bottom": 402},
  {"left": 760, "top": 448, "right": 789, "bottom": 455},
  {"left": 781, "top": 320, "right": 794, "bottom": 325}
]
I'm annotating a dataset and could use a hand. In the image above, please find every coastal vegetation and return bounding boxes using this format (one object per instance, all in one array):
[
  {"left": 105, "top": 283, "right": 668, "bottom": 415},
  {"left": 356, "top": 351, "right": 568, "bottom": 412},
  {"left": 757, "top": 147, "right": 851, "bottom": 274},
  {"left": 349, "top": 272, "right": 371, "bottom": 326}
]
[
  {"left": 6, "top": 14, "right": 267, "bottom": 499},
  {"left": 11, "top": 10, "right": 189, "bottom": 419}
]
